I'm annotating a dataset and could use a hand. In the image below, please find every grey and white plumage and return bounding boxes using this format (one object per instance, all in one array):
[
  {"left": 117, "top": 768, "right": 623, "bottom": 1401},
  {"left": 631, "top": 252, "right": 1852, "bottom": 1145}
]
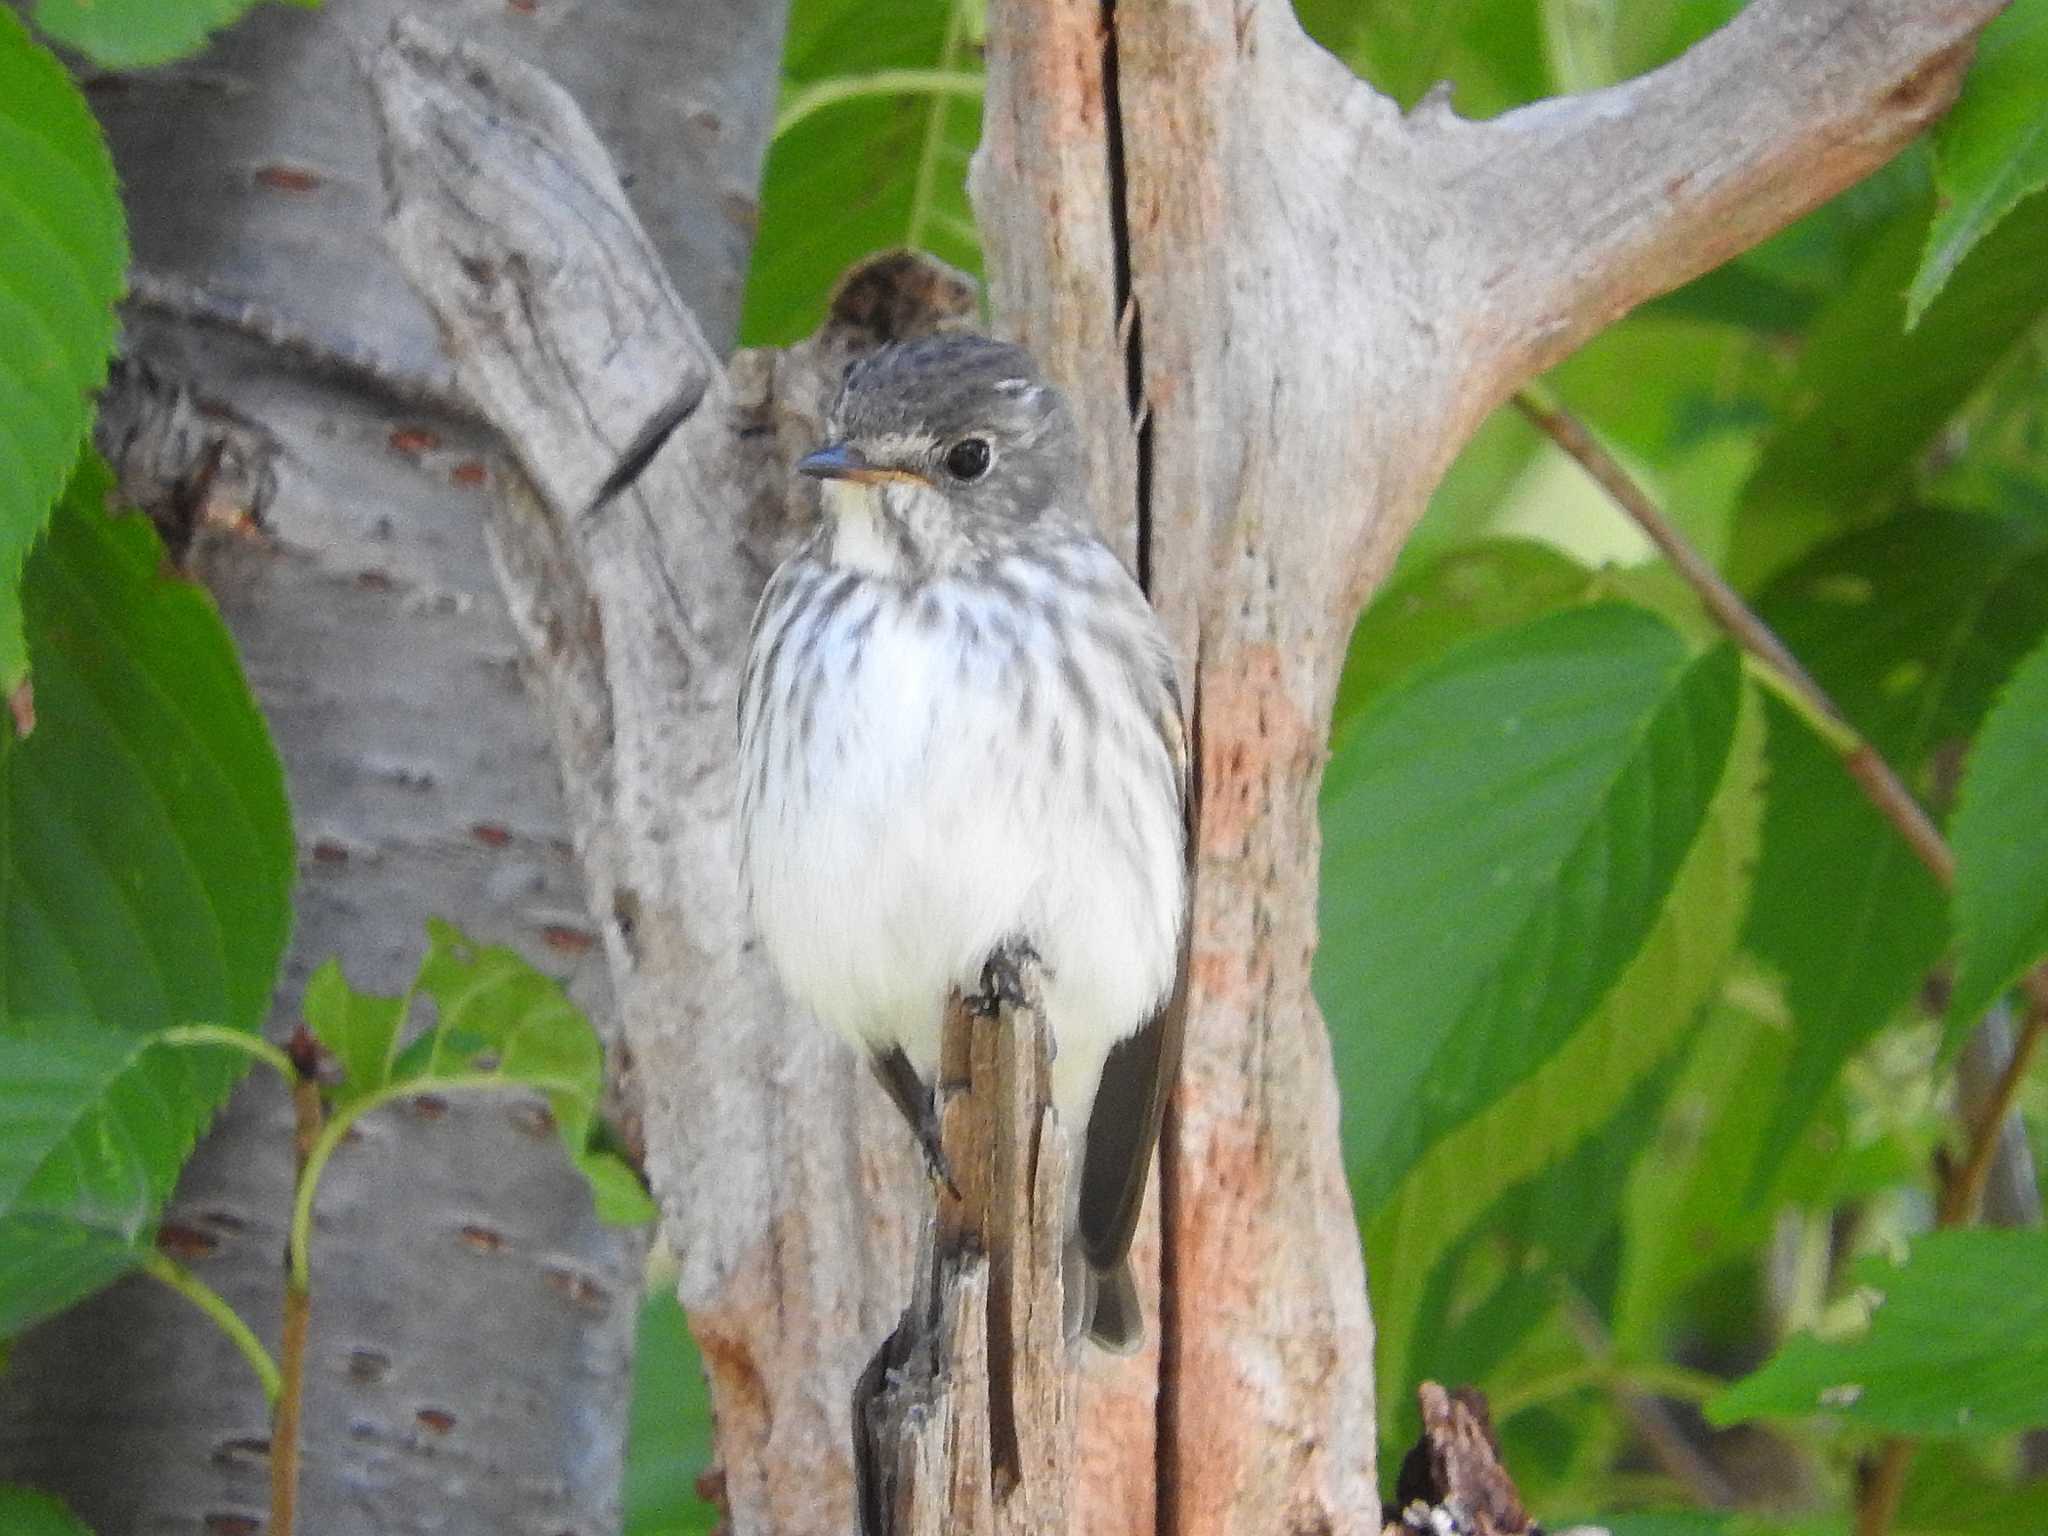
[{"left": 736, "top": 333, "right": 1190, "bottom": 1351}]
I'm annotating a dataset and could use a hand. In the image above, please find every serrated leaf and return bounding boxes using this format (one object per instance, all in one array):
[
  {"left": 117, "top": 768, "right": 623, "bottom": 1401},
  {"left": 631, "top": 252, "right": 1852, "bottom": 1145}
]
[
  {"left": 0, "top": 1021, "right": 213, "bottom": 1335},
  {"left": 0, "top": 460, "right": 292, "bottom": 1333},
  {"left": 1317, "top": 604, "right": 1763, "bottom": 1416},
  {"left": 742, "top": 0, "right": 981, "bottom": 344},
  {"left": 316, "top": 922, "right": 645, "bottom": 1226},
  {"left": 30, "top": 0, "right": 313, "bottom": 70},
  {"left": 1323, "top": 606, "right": 1748, "bottom": 1218},
  {"left": 1708, "top": 1229, "right": 2048, "bottom": 1438},
  {"left": 0, "top": 1487, "right": 93, "bottom": 1535},
  {"left": 1743, "top": 512, "right": 2048, "bottom": 1182},
  {"left": 1908, "top": 1, "right": 2048, "bottom": 325},
  {"left": 0, "top": 9, "right": 125, "bottom": 691},
  {"left": 1369, "top": 675, "right": 1760, "bottom": 1434},
  {"left": 1732, "top": 187, "right": 2048, "bottom": 586},
  {"left": 4, "top": 456, "right": 295, "bottom": 1043},
  {"left": 1947, "top": 631, "right": 2048, "bottom": 1030}
]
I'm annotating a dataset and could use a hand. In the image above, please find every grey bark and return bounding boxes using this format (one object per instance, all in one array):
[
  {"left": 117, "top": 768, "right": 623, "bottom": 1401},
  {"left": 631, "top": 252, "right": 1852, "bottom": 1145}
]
[{"left": 0, "top": 2, "right": 784, "bottom": 1532}]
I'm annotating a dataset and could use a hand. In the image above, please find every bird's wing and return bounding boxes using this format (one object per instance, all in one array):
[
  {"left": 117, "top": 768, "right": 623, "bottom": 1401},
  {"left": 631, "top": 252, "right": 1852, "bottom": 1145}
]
[{"left": 1076, "top": 673, "right": 1192, "bottom": 1271}]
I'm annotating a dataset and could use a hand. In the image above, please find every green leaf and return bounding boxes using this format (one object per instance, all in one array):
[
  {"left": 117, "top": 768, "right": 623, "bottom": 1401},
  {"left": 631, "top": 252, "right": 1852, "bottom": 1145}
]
[
  {"left": 624, "top": 1284, "right": 720, "bottom": 1536},
  {"left": 0, "top": 1487, "right": 93, "bottom": 1535},
  {"left": 302, "top": 958, "right": 404, "bottom": 1103},
  {"left": 1908, "top": 1, "right": 2048, "bottom": 325},
  {"left": 0, "top": 9, "right": 125, "bottom": 691},
  {"left": 1707, "top": 1229, "right": 2048, "bottom": 1438},
  {"left": 1743, "top": 512, "right": 2048, "bottom": 1181},
  {"left": 3, "top": 456, "right": 295, "bottom": 1043},
  {"left": 1325, "top": 606, "right": 1749, "bottom": 1217},
  {"left": 1947, "top": 629, "right": 2048, "bottom": 1029},
  {"left": 576, "top": 1150, "right": 658, "bottom": 1227},
  {"left": 1896, "top": 1443, "right": 2048, "bottom": 1536},
  {"left": 0, "top": 460, "right": 292, "bottom": 1332},
  {"left": 1318, "top": 605, "right": 1763, "bottom": 1414},
  {"left": 0, "top": 1021, "right": 214, "bottom": 1335},
  {"left": 742, "top": 0, "right": 980, "bottom": 344},
  {"left": 312, "top": 922, "right": 648, "bottom": 1226},
  {"left": 1733, "top": 188, "right": 2048, "bottom": 586},
  {"left": 30, "top": 0, "right": 313, "bottom": 70},
  {"left": 1331, "top": 539, "right": 1594, "bottom": 748}
]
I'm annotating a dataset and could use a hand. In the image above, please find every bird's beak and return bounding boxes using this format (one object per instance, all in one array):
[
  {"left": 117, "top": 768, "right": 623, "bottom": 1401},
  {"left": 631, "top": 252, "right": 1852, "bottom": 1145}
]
[{"left": 797, "top": 442, "right": 924, "bottom": 486}]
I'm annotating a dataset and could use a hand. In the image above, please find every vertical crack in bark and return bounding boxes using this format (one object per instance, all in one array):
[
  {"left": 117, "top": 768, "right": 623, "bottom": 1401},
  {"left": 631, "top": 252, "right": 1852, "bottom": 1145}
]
[
  {"left": 1100, "top": 5, "right": 1175, "bottom": 1529},
  {"left": 1100, "top": 0, "right": 1153, "bottom": 596}
]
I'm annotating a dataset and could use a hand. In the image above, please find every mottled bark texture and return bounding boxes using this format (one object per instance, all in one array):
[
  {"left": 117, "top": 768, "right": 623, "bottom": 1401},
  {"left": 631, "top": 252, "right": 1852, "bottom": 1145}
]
[
  {"left": 369, "top": 2, "right": 2006, "bottom": 1534},
  {"left": 0, "top": 3, "right": 783, "bottom": 1533}
]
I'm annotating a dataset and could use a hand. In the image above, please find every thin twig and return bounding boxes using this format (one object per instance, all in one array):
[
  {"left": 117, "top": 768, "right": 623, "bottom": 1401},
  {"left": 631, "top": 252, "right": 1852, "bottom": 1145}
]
[
  {"left": 1940, "top": 969, "right": 2048, "bottom": 1225},
  {"left": 1513, "top": 388, "right": 1953, "bottom": 886},
  {"left": 272, "top": 1043, "right": 324, "bottom": 1536}
]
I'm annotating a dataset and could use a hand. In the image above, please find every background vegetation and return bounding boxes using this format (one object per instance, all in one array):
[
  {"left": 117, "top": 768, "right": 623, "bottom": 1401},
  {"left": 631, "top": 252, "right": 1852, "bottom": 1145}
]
[{"left": 3, "top": 0, "right": 2046, "bottom": 1533}]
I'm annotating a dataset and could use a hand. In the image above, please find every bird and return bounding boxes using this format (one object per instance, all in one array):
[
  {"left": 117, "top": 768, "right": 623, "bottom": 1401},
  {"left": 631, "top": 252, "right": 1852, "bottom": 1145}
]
[{"left": 736, "top": 332, "right": 1190, "bottom": 1352}]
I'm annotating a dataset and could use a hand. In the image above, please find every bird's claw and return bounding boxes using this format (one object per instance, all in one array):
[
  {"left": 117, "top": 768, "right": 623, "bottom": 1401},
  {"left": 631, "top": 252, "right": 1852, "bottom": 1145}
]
[
  {"left": 915, "top": 1102, "right": 960, "bottom": 1200},
  {"left": 968, "top": 939, "right": 1040, "bottom": 1018}
]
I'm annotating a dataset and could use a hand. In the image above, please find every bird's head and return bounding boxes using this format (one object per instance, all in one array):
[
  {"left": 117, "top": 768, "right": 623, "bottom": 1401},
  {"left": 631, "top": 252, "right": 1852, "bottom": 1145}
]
[{"left": 799, "top": 333, "right": 1084, "bottom": 577}]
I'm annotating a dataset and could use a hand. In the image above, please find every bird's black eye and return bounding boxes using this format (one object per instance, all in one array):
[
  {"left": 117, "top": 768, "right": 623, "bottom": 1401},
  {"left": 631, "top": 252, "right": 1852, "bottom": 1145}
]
[{"left": 944, "top": 437, "right": 993, "bottom": 481}]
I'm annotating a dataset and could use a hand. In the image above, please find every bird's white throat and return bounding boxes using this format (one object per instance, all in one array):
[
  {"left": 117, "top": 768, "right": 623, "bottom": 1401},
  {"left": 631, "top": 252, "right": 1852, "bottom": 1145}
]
[{"left": 820, "top": 476, "right": 967, "bottom": 578}]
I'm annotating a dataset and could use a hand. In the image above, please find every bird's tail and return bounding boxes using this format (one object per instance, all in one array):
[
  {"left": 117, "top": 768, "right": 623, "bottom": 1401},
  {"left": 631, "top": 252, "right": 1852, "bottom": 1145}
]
[{"left": 1065, "top": 1239, "right": 1145, "bottom": 1355}]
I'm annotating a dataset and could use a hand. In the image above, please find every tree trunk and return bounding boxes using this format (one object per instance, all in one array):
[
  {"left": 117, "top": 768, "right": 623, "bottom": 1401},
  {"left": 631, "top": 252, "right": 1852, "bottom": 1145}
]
[
  {"left": 360, "top": 4, "right": 2005, "bottom": 1536},
  {"left": 0, "top": 3, "right": 783, "bottom": 1532}
]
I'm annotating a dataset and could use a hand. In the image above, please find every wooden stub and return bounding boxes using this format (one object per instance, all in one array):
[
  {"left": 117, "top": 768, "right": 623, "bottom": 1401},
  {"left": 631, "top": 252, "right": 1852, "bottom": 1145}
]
[{"left": 854, "top": 970, "right": 1077, "bottom": 1536}]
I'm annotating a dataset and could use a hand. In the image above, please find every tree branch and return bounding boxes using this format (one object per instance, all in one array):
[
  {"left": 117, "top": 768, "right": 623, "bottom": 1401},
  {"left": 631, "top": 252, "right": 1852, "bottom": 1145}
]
[
  {"left": 372, "top": 24, "right": 983, "bottom": 1535},
  {"left": 1439, "top": 0, "right": 2008, "bottom": 381}
]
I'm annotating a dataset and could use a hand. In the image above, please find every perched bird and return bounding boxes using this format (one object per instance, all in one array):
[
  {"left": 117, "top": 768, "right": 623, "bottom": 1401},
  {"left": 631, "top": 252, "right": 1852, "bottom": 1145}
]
[{"left": 737, "top": 333, "right": 1190, "bottom": 1352}]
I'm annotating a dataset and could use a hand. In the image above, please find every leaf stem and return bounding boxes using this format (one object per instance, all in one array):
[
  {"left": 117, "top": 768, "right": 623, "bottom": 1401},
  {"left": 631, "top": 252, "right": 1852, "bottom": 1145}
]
[
  {"left": 155, "top": 1024, "right": 299, "bottom": 1084},
  {"left": 774, "top": 69, "right": 985, "bottom": 142},
  {"left": 288, "top": 1070, "right": 588, "bottom": 1290},
  {"left": 141, "top": 1250, "right": 281, "bottom": 1404},
  {"left": 1514, "top": 386, "right": 1954, "bottom": 888}
]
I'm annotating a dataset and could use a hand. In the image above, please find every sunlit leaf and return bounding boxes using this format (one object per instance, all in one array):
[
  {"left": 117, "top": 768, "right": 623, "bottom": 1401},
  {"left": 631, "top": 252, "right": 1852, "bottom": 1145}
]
[
  {"left": 0, "top": 9, "right": 124, "bottom": 691},
  {"left": 307, "top": 922, "right": 652, "bottom": 1226}
]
